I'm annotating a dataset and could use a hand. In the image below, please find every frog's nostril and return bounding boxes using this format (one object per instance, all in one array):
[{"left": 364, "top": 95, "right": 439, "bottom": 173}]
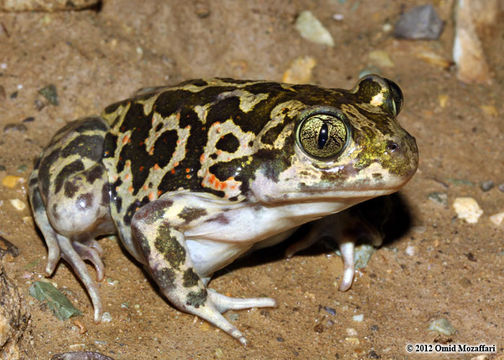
[{"left": 386, "top": 141, "right": 399, "bottom": 153}]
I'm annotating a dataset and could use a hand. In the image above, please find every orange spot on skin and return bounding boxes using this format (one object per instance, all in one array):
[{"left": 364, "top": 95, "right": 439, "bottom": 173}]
[
  {"left": 124, "top": 173, "right": 130, "bottom": 180},
  {"left": 122, "top": 135, "right": 130, "bottom": 144},
  {"left": 139, "top": 166, "right": 144, "bottom": 172},
  {"left": 157, "top": 190, "right": 162, "bottom": 196},
  {"left": 154, "top": 164, "right": 160, "bottom": 170},
  {"left": 200, "top": 154, "right": 206, "bottom": 163},
  {"left": 128, "top": 186, "right": 134, "bottom": 193},
  {"left": 186, "top": 174, "right": 191, "bottom": 179},
  {"left": 148, "top": 192, "right": 155, "bottom": 201},
  {"left": 185, "top": 168, "right": 190, "bottom": 173},
  {"left": 143, "top": 184, "right": 148, "bottom": 191},
  {"left": 174, "top": 162, "right": 179, "bottom": 167},
  {"left": 171, "top": 169, "right": 176, "bottom": 174}
]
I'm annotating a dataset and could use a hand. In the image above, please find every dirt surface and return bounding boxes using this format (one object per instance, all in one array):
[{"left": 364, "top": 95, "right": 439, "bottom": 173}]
[{"left": 0, "top": 1, "right": 503, "bottom": 359}]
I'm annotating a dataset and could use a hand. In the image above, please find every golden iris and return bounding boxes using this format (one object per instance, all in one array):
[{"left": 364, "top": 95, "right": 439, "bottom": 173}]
[{"left": 296, "top": 112, "right": 348, "bottom": 160}]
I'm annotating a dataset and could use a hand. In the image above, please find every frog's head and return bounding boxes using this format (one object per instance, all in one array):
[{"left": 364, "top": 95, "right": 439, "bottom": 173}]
[{"left": 248, "top": 75, "right": 418, "bottom": 206}]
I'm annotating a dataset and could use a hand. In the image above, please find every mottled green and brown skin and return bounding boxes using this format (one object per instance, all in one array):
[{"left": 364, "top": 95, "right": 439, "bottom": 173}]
[{"left": 29, "top": 75, "right": 418, "bottom": 345}]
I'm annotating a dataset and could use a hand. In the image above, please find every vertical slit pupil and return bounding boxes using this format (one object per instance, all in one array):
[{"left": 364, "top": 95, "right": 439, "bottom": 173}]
[{"left": 318, "top": 123, "right": 328, "bottom": 149}]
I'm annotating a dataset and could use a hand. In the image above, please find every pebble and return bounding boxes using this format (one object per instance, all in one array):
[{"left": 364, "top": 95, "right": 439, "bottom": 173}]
[
  {"left": 2, "top": 175, "right": 24, "bottom": 188},
  {"left": 427, "top": 192, "right": 447, "bottom": 206},
  {"left": 3, "top": 123, "right": 28, "bottom": 134},
  {"left": 345, "top": 337, "right": 360, "bottom": 345},
  {"left": 38, "top": 84, "right": 59, "bottom": 106},
  {"left": 354, "top": 244, "right": 376, "bottom": 269},
  {"left": 368, "top": 50, "right": 394, "bottom": 68},
  {"left": 405, "top": 245, "right": 416, "bottom": 256},
  {"left": 415, "top": 51, "right": 452, "bottom": 69},
  {"left": 101, "top": 312, "right": 112, "bottom": 323},
  {"left": 282, "top": 56, "right": 317, "bottom": 84},
  {"left": 489, "top": 212, "right": 504, "bottom": 226},
  {"left": 9, "top": 199, "right": 26, "bottom": 211},
  {"left": 358, "top": 66, "right": 382, "bottom": 79},
  {"left": 394, "top": 5, "right": 444, "bottom": 40},
  {"left": 352, "top": 314, "right": 364, "bottom": 322},
  {"left": 346, "top": 328, "right": 357, "bottom": 336},
  {"left": 453, "top": 197, "right": 483, "bottom": 224},
  {"left": 453, "top": 0, "right": 497, "bottom": 84},
  {"left": 322, "top": 306, "right": 336, "bottom": 315},
  {"left": 479, "top": 180, "right": 494, "bottom": 192},
  {"left": 295, "top": 11, "right": 334, "bottom": 47},
  {"left": 428, "top": 318, "right": 456, "bottom": 336},
  {"left": 499, "top": 184, "right": 504, "bottom": 193}
]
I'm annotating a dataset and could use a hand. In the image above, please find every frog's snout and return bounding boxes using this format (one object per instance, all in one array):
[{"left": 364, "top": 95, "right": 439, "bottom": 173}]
[{"left": 388, "top": 132, "right": 419, "bottom": 179}]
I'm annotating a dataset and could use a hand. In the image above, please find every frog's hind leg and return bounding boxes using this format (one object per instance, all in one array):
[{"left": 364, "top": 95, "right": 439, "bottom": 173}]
[
  {"left": 28, "top": 117, "right": 114, "bottom": 322},
  {"left": 29, "top": 167, "right": 61, "bottom": 276},
  {"left": 131, "top": 201, "right": 276, "bottom": 345},
  {"left": 29, "top": 167, "right": 105, "bottom": 321}
]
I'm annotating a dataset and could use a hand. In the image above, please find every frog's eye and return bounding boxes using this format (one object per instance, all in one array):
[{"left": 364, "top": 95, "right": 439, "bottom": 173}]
[
  {"left": 296, "top": 111, "right": 349, "bottom": 160},
  {"left": 355, "top": 75, "right": 403, "bottom": 116}
]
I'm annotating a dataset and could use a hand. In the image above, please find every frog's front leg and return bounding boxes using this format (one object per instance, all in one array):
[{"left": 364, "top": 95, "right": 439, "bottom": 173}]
[{"left": 130, "top": 199, "right": 276, "bottom": 345}]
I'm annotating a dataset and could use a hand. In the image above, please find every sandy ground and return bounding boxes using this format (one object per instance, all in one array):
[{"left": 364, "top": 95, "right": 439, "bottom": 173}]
[{"left": 0, "top": 0, "right": 503, "bottom": 359}]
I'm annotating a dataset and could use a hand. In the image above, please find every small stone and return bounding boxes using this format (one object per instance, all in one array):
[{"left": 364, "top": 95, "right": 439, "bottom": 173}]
[
  {"left": 228, "top": 313, "right": 239, "bottom": 321},
  {"left": 354, "top": 244, "right": 376, "bottom": 269},
  {"left": 394, "top": 5, "right": 444, "bottom": 40},
  {"left": 428, "top": 192, "right": 448, "bottom": 206},
  {"left": 479, "top": 180, "right": 494, "bottom": 192},
  {"left": 34, "top": 99, "right": 45, "bottom": 111},
  {"left": 345, "top": 337, "right": 360, "bottom": 345},
  {"left": 405, "top": 245, "right": 416, "bottom": 256},
  {"left": 368, "top": 350, "right": 380, "bottom": 359},
  {"left": 101, "top": 312, "right": 112, "bottom": 323},
  {"left": 480, "top": 105, "right": 498, "bottom": 117},
  {"left": 368, "top": 50, "right": 394, "bottom": 68},
  {"left": 106, "top": 278, "right": 118, "bottom": 286},
  {"left": 9, "top": 199, "right": 26, "bottom": 211},
  {"left": 498, "top": 184, "right": 504, "bottom": 193},
  {"left": 415, "top": 51, "right": 452, "bottom": 69},
  {"left": 352, "top": 314, "right": 364, "bottom": 322},
  {"left": 38, "top": 84, "right": 59, "bottom": 106},
  {"left": 194, "top": 0, "right": 210, "bottom": 18},
  {"left": 282, "top": 56, "right": 317, "bottom": 84},
  {"left": 322, "top": 306, "right": 336, "bottom": 315},
  {"left": 2, "top": 175, "right": 24, "bottom": 188},
  {"left": 358, "top": 66, "right": 382, "bottom": 79},
  {"left": 3, "top": 123, "right": 27, "bottom": 134},
  {"left": 22, "top": 117, "right": 35, "bottom": 123},
  {"left": 314, "top": 323, "right": 324, "bottom": 333},
  {"left": 438, "top": 94, "right": 448, "bottom": 108},
  {"left": 295, "top": 11, "right": 334, "bottom": 47},
  {"left": 453, "top": 197, "right": 483, "bottom": 224},
  {"left": 346, "top": 328, "right": 357, "bottom": 336},
  {"left": 428, "top": 318, "right": 456, "bottom": 336},
  {"left": 489, "top": 212, "right": 504, "bottom": 226},
  {"left": 453, "top": 0, "right": 496, "bottom": 84}
]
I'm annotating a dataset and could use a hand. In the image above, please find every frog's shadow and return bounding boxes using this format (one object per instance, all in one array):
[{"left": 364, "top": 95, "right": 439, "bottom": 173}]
[{"left": 214, "top": 192, "right": 415, "bottom": 279}]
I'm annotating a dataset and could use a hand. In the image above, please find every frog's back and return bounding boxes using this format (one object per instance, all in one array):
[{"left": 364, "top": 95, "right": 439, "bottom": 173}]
[{"left": 101, "top": 78, "right": 349, "bottom": 225}]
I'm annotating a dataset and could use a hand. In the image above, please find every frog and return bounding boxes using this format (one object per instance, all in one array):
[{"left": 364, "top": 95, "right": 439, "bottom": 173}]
[{"left": 28, "top": 75, "right": 418, "bottom": 345}]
